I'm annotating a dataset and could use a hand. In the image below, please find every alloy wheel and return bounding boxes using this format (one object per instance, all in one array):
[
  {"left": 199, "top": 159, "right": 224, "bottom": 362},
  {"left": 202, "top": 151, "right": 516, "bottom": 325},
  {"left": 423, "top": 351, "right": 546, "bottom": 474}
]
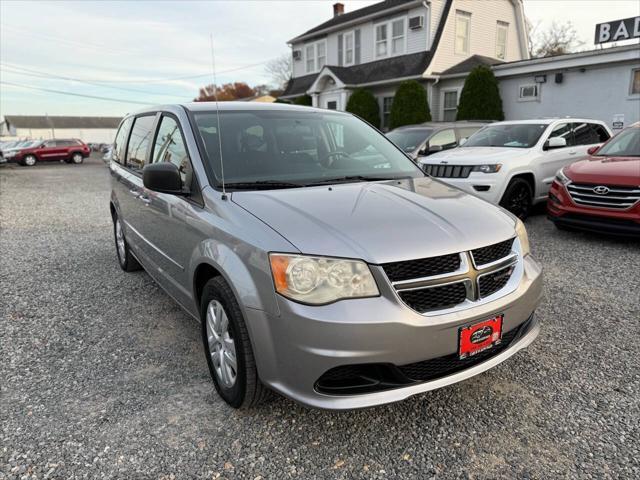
[
  {"left": 206, "top": 300, "right": 238, "bottom": 388},
  {"left": 115, "top": 219, "right": 126, "bottom": 264},
  {"left": 72, "top": 153, "right": 83, "bottom": 164},
  {"left": 507, "top": 185, "right": 531, "bottom": 218},
  {"left": 24, "top": 155, "right": 36, "bottom": 166}
]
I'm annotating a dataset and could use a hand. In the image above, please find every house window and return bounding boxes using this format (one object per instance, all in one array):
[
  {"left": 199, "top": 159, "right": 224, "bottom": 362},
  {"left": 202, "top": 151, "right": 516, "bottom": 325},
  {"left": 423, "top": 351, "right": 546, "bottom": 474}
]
[
  {"left": 518, "top": 84, "right": 539, "bottom": 101},
  {"left": 375, "top": 19, "right": 406, "bottom": 58},
  {"left": 496, "top": 21, "right": 508, "bottom": 60},
  {"left": 631, "top": 68, "right": 640, "bottom": 95},
  {"left": 345, "top": 31, "right": 354, "bottom": 65},
  {"left": 305, "top": 41, "right": 326, "bottom": 73},
  {"left": 382, "top": 96, "right": 394, "bottom": 129},
  {"left": 443, "top": 90, "right": 458, "bottom": 121},
  {"left": 317, "top": 42, "right": 326, "bottom": 70},
  {"left": 305, "top": 45, "right": 315, "bottom": 73},
  {"left": 375, "top": 24, "right": 388, "bottom": 57},
  {"left": 391, "top": 19, "right": 405, "bottom": 55},
  {"left": 455, "top": 11, "right": 471, "bottom": 55}
]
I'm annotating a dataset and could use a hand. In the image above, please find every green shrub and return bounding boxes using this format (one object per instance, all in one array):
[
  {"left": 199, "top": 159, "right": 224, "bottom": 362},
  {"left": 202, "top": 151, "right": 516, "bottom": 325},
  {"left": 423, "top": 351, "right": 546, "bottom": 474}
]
[
  {"left": 345, "top": 88, "right": 381, "bottom": 128},
  {"left": 293, "top": 94, "right": 312, "bottom": 106},
  {"left": 456, "top": 65, "right": 504, "bottom": 121},
  {"left": 389, "top": 80, "right": 431, "bottom": 129}
]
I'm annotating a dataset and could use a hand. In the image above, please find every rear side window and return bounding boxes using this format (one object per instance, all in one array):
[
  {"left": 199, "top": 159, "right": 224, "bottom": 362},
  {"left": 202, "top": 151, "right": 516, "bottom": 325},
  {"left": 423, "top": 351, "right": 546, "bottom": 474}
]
[
  {"left": 572, "top": 123, "right": 611, "bottom": 145},
  {"left": 152, "top": 115, "right": 192, "bottom": 185},
  {"left": 126, "top": 115, "right": 156, "bottom": 172},
  {"left": 113, "top": 117, "right": 133, "bottom": 164},
  {"left": 429, "top": 129, "right": 457, "bottom": 149}
]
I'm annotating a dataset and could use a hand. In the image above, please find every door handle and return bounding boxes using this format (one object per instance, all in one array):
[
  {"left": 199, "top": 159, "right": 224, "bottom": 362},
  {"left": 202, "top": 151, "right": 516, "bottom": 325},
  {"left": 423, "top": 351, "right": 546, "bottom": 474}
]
[
  {"left": 139, "top": 194, "right": 152, "bottom": 206},
  {"left": 568, "top": 150, "right": 577, "bottom": 155},
  {"left": 129, "top": 189, "right": 140, "bottom": 197}
]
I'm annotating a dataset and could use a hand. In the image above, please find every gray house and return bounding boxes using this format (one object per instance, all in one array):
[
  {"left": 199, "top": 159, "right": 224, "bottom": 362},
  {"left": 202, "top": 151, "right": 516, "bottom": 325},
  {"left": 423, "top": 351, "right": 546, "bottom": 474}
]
[{"left": 281, "top": 0, "right": 529, "bottom": 128}]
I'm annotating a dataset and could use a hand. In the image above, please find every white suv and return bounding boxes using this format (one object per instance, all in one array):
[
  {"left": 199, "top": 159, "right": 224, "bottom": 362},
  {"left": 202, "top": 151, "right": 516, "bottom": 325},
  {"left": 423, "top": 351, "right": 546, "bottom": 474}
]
[{"left": 418, "top": 119, "right": 612, "bottom": 218}]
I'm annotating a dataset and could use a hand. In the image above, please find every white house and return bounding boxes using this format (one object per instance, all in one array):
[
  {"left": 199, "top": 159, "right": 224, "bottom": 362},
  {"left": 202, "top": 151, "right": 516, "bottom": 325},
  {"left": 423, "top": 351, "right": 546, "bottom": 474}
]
[
  {"left": 0, "top": 115, "right": 122, "bottom": 143},
  {"left": 281, "top": 0, "right": 529, "bottom": 128},
  {"left": 435, "top": 44, "right": 640, "bottom": 129}
]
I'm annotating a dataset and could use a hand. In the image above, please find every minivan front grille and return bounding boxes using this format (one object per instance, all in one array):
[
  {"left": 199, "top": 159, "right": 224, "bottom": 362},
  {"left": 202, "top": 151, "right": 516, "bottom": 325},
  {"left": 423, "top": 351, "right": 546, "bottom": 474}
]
[
  {"left": 423, "top": 164, "right": 474, "bottom": 179},
  {"left": 398, "top": 282, "right": 468, "bottom": 312},
  {"left": 471, "top": 238, "right": 515, "bottom": 267},
  {"left": 382, "top": 239, "right": 517, "bottom": 314},
  {"left": 567, "top": 183, "right": 640, "bottom": 210},
  {"left": 381, "top": 253, "right": 461, "bottom": 282}
]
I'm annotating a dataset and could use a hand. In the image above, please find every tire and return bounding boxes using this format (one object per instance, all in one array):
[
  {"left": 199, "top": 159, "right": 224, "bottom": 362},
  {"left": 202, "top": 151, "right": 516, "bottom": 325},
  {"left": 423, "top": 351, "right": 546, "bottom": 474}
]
[
  {"left": 21, "top": 155, "right": 37, "bottom": 167},
  {"left": 113, "top": 214, "right": 141, "bottom": 272},
  {"left": 71, "top": 152, "right": 84, "bottom": 164},
  {"left": 499, "top": 178, "right": 533, "bottom": 219},
  {"left": 201, "top": 276, "right": 269, "bottom": 409}
]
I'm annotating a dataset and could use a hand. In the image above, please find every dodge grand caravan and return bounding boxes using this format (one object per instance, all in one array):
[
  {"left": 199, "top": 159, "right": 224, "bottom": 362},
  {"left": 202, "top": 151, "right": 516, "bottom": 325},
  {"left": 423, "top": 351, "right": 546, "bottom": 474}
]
[{"left": 109, "top": 103, "right": 542, "bottom": 410}]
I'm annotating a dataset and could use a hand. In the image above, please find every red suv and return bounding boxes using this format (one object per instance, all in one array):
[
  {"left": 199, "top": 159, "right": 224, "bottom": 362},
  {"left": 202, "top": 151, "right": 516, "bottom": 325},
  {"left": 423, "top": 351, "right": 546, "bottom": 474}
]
[
  {"left": 548, "top": 125, "right": 640, "bottom": 236},
  {"left": 6, "top": 139, "right": 91, "bottom": 167}
]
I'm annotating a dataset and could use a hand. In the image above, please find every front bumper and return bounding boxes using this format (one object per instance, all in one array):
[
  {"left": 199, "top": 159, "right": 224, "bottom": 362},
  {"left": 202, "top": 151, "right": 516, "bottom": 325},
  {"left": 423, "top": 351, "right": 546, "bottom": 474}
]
[
  {"left": 426, "top": 175, "right": 504, "bottom": 205},
  {"left": 548, "top": 181, "right": 640, "bottom": 237},
  {"left": 245, "top": 254, "right": 543, "bottom": 410}
]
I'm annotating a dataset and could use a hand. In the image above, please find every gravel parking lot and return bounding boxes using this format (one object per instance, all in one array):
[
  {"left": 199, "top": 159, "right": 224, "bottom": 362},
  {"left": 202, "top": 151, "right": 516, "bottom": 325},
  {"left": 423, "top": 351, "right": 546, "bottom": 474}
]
[{"left": 1, "top": 156, "right": 639, "bottom": 479}]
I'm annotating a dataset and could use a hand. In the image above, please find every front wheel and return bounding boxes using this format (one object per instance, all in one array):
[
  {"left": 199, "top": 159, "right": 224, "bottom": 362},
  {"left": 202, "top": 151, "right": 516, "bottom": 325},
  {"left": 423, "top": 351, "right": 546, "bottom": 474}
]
[
  {"left": 500, "top": 178, "right": 533, "bottom": 219},
  {"left": 201, "top": 277, "right": 269, "bottom": 409},
  {"left": 71, "top": 153, "right": 84, "bottom": 164},
  {"left": 113, "top": 215, "right": 141, "bottom": 272},
  {"left": 21, "top": 155, "right": 37, "bottom": 167}
]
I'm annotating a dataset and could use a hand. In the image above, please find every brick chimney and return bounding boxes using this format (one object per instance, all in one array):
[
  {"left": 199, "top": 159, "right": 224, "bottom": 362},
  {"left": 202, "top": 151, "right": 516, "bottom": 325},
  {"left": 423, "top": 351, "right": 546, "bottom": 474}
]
[{"left": 333, "top": 2, "right": 344, "bottom": 17}]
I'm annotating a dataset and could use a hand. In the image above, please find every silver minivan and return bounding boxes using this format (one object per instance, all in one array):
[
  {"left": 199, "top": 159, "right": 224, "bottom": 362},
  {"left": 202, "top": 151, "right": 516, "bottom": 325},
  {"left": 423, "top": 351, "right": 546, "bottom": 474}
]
[{"left": 110, "top": 103, "right": 542, "bottom": 410}]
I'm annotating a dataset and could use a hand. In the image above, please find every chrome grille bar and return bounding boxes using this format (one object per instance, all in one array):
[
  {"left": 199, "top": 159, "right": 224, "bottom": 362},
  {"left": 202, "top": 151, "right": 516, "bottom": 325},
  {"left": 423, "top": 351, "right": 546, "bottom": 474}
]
[{"left": 567, "top": 183, "right": 640, "bottom": 210}]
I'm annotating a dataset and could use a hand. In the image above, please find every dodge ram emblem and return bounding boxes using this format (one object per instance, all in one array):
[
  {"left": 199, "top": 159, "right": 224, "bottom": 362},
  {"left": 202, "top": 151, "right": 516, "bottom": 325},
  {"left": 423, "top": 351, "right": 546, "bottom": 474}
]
[{"left": 593, "top": 186, "right": 610, "bottom": 195}]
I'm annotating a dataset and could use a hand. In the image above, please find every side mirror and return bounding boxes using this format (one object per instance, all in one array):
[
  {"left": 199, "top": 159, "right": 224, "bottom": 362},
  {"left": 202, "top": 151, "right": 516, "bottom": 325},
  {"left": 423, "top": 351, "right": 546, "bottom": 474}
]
[
  {"left": 428, "top": 144, "right": 443, "bottom": 154},
  {"left": 544, "top": 137, "right": 567, "bottom": 150},
  {"left": 459, "top": 137, "right": 468, "bottom": 146},
  {"left": 587, "top": 145, "right": 600, "bottom": 155},
  {"left": 143, "top": 163, "right": 185, "bottom": 195}
]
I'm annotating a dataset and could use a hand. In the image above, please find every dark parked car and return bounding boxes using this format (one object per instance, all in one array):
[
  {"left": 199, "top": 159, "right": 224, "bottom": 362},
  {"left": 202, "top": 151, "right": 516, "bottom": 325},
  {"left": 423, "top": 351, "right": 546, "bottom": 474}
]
[
  {"left": 387, "top": 121, "right": 489, "bottom": 160},
  {"left": 3, "top": 139, "right": 90, "bottom": 166}
]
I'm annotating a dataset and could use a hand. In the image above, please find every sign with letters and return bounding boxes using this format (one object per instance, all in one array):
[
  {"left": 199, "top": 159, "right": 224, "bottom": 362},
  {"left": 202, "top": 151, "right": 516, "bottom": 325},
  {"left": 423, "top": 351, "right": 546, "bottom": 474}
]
[{"left": 595, "top": 16, "right": 640, "bottom": 44}]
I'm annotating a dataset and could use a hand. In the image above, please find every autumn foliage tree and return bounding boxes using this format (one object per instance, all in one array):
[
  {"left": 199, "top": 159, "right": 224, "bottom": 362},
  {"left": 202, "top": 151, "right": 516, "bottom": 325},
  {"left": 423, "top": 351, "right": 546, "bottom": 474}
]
[{"left": 194, "top": 82, "right": 256, "bottom": 101}]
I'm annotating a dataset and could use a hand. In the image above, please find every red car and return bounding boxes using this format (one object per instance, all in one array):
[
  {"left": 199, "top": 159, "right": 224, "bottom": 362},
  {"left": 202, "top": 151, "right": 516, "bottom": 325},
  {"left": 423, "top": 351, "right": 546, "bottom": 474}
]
[
  {"left": 548, "top": 125, "right": 640, "bottom": 236},
  {"left": 5, "top": 139, "right": 91, "bottom": 167}
]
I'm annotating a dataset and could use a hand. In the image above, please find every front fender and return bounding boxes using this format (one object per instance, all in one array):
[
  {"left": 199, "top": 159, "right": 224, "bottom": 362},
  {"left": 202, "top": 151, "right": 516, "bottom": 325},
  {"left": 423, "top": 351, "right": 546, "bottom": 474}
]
[{"left": 189, "top": 239, "right": 280, "bottom": 318}]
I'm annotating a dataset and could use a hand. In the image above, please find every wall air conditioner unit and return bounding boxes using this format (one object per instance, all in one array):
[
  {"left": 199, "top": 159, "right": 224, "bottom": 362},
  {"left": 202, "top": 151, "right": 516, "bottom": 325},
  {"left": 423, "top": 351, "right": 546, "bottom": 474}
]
[
  {"left": 292, "top": 50, "right": 302, "bottom": 61},
  {"left": 409, "top": 15, "right": 424, "bottom": 30}
]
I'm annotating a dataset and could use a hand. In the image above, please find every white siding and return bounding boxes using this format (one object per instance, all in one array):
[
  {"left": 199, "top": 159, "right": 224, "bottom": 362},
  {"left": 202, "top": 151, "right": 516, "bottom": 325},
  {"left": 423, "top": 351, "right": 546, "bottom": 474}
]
[
  {"left": 427, "top": 0, "right": 525, "bottom": 75},
  {"left": 291, "top": 4, "right": 430, "bottom": 79},
  {"left": 431, "top": 78, "right": 466, "bottom": 121},
  {"left": 498, "top": 62, "right": 640, "bottom": 129}
]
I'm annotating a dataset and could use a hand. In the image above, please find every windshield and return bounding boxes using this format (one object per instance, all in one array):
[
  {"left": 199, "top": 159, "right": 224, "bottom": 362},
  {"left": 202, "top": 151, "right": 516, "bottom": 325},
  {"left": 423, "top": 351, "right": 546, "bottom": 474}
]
[
  {"left": 192, "top": 110, "right": 422, "bottom": 188},
  {"left": 464, "top": 123, "right": 548, "bottom": 148},
  {"left": 387, "top": 128, "right": 433, "bottom": 153},
  {"left": 596, "top": 128, "right": 640, "bottom": 157}
]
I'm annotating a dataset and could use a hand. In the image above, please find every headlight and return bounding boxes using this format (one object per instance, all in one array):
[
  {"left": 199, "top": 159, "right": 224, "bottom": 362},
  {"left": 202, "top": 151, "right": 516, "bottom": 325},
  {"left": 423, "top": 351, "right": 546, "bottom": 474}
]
[
  {"left": 472, "top": 164, "right": 502, "bottom": 173},
  {"left": 555, "top": 167, "right": 571, "bottom": 185},
  {"left": 269, "top": 254, "right": 379, "bottom": 305},
  {"left": 515, "top": 219, "right": 530, "bottom": 256}
]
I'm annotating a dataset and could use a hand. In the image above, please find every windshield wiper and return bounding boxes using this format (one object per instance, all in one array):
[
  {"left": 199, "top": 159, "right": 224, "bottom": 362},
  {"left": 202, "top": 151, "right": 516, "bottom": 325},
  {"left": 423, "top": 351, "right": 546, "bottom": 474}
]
[
  {"left": 224, "top": 180, "right": 304, "bottom": 190},
  {"left": 305, "top": 175, "right": 407, "bottom": 186}
]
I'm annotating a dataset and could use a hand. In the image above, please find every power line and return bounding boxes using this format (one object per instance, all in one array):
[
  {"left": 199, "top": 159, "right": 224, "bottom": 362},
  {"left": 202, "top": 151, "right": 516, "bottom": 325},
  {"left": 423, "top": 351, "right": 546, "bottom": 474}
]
[
  {"left": 0, "top": 63, "right": 190, "bottom": 99},
  {"left": 0, "top": 81, "right": 154, "bottom": 106}
]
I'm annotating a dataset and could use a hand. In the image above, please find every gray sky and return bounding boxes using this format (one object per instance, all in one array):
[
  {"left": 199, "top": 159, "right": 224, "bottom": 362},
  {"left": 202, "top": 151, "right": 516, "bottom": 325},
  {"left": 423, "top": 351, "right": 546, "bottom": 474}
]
[{"left": 1, "top": 0, "right": 638, "bottom": 118}]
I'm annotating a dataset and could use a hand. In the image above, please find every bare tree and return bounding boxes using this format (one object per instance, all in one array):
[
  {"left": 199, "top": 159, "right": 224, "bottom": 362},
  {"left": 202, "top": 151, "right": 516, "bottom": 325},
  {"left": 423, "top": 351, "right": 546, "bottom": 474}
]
[
  {"left": 265, "top": 54, "right": 292, "bottom": 89},
  {"left": 528, "top": 20, "right": 585, "bottom": 58}
]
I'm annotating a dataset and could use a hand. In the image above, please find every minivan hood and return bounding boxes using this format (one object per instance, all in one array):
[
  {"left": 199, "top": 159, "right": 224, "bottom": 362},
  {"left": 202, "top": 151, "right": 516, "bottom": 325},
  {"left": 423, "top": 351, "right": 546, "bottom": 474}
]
[
  {"left": 566, "top": 156, "right": 640, "bottom": 187},
  {"left": 232, "top": 178, "right": 516, "bottom": 264},
  {"left": 421, "top": 147, "right": 532, "bottom": 165}
]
